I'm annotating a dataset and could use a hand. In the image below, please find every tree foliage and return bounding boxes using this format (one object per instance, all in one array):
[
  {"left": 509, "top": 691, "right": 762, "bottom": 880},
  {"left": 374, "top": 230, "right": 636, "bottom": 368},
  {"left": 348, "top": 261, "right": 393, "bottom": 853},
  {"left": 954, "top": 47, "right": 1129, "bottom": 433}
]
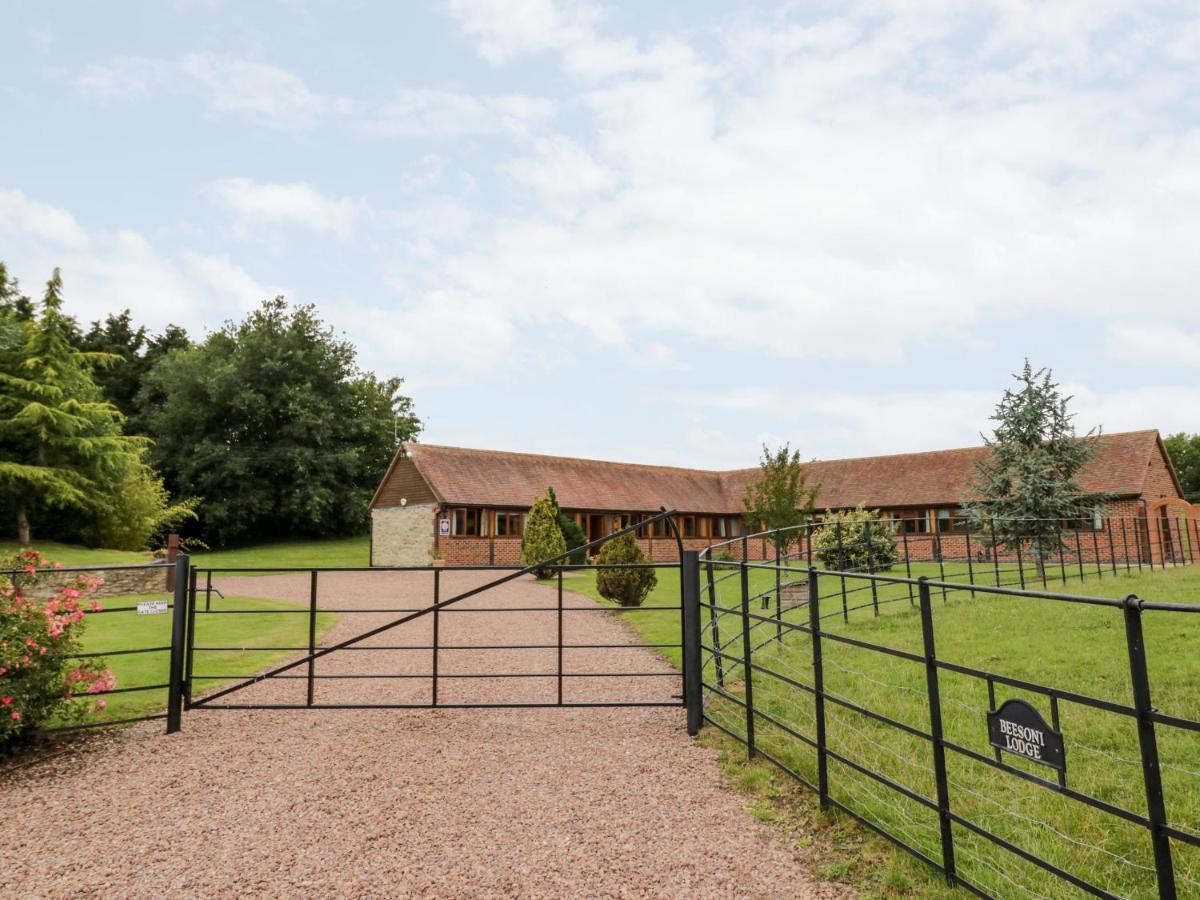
[
  {"left": 1164, "top": 433, "right": 1200, "bottom": 502},
  {"left": 0, "top": 270, "right": 179, "bottom": 547},
  {"left": 742, "top": 443, "right": 819, "bottom": 555},
  {"left": 521, "top": 491, "right": 567, "bottom": 579},
  {"left": 79, "top": 310, "right": 190, "bottom": 424},
  {"left": 137, "top": 297, "right": 420, "bottom": 545},
  {"left": 964, "top": 361, "right": 1106, "bottom": 572},
  {"left": 812, "top": 505, "right": 899, "bottom": 571},
  {"left": 545, "top": 486, "right": 587, "bottom": 564},
  {"left": 595, "top": 530, "right": 657, "bottom": 607}
]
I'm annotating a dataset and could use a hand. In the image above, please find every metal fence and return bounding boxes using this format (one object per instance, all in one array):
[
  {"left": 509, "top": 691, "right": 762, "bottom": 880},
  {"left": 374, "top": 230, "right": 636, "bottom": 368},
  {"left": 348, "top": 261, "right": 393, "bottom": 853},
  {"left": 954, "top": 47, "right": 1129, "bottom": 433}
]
[
  {"left": 686, "top": 527, "right": 1200, "bottom": 899},
  {"left": 0, "top": 562, "right": 178, "bottom": 733}
]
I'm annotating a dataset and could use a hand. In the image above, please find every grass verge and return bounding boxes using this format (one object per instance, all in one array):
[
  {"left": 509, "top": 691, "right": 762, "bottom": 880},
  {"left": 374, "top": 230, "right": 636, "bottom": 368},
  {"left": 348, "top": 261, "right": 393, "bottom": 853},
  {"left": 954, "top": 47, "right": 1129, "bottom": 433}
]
[
  {"left": 58, "top": 593, "right": 338, "bottom": 725},
  {"left": 189, "top": 536, "right": 370, "bottom": 572},
  {"left": 0, "top": 540, "right": 153, "bottom": 567},
  {"left": 556, "top": 560, "right": 1200, "bottom": 897}
]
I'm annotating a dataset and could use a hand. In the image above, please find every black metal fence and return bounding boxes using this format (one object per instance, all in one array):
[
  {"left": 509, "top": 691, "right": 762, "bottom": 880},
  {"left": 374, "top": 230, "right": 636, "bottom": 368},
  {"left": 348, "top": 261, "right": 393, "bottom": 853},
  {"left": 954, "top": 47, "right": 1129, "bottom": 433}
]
[
  {"left": 182, "top": 508, "right": 687, "bottom": 716},
  {"left": 0, "top": 562, "right": 177, "bottom": 734},
  {"left": 687, "top": 528, "right": 1200, "bottom": 899}
]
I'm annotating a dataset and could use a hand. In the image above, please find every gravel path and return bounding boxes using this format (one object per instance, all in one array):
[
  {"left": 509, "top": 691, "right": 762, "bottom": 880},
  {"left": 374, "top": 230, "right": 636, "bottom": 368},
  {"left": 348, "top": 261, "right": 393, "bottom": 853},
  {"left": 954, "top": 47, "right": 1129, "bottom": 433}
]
[{"left": 1, "top": 571, "right": 851, "bottom": 898}]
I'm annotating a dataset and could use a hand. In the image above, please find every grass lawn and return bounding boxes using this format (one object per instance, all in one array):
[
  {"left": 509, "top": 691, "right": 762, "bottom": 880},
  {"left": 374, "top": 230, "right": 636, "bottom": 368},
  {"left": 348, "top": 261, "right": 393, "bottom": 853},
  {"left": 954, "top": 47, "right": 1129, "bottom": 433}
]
[
  {"left": 190, "top": 535, "right": 370, "bottom": 572},
  {"left": 59, "top": 593, "right": 338, "bottom": 726},
  {"left": 552, "top": 560, "right": 1200, "bottom": 898},
  {"left": 0, "top": 540, "right": 153, "bottom": 568}
]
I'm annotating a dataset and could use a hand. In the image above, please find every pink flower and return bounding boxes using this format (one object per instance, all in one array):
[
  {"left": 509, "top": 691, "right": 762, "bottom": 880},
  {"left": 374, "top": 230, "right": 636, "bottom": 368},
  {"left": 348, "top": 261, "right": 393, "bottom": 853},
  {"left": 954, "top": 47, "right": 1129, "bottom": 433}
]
[
  {"left": 10, "top": 711, "right": 20, "bottom": 720},
  {"left": 0, "top": 697, "right": 11, "bottom": 706},
  {"left": 95, "top": 699, "right": 107, "bottom": 711}
]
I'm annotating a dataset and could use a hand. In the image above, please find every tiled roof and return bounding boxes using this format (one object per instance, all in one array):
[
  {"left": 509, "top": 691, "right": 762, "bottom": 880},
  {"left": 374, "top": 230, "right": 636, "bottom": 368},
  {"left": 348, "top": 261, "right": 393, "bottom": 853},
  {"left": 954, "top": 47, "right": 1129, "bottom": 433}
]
[{"left": 398, "top": 430, "right": 1173, "bottom": 513}]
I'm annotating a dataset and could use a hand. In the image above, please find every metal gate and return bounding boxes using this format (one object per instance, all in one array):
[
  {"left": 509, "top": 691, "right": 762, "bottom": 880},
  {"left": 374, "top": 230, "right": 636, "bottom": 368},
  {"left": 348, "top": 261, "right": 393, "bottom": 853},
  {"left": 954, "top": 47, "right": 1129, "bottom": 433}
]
[{"left": 168, "top": 510, "right": 697, "bottom": 726}]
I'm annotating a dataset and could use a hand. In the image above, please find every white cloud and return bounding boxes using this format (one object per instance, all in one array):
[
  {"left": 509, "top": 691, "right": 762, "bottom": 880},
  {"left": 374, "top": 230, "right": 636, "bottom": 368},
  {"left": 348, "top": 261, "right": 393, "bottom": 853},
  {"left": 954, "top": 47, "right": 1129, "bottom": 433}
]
[
  {"left": 77, "top": 54, "right": 345, "bottom": 130},
  {"left": 206, "top": 179, "right": 369, "bottom": 240},
  {"left": 0, "top": 190, "right": 277, "bottom": 333},
  {"left": 1105, "top": 321, "right": 1200, "bottom": 367},
  {"left": 0, "top": 189, "right": 90, "bottom": 249},
  {"left": 361, "top": 88, "right": 554, "bottom": 139},
  {"left": 424, "top": 0, "right": 1200, "bottom": 367}
]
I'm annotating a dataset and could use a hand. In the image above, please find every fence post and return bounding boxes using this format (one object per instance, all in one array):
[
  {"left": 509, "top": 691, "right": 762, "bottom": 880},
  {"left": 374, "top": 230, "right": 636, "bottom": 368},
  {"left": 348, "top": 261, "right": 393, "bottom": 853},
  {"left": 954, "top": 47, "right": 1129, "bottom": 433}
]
[
  {"left": 682, "top": 550, "right": 703, "bottom": 736},
  {"left": 166, "top": 553, "right": 190, "bottom": 734},
  {"left": 165, "top": 532, "right": 179, "bottom": 593},
  {"left": 306, "top": 570, "right": 318, "bottom": 707},
  {"left": 1123, "top": 594, "right": 1177, "bottom": 899},
  {"left": 740, "top": 537, "right": 756, "bottom": 759},
  {"left": 808, "top": 568, "right": 828, "bottom": 808},
  {"left": 918, "top": 578, "right": 955, "bottom": 885}
]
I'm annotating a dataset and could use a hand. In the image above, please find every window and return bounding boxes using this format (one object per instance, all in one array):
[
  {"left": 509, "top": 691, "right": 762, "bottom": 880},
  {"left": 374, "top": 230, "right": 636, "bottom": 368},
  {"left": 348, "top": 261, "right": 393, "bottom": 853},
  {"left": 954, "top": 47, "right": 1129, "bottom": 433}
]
[
  {"left": 891, "top": 511, "right": 928, "bottom": 534},
  {"left": 651, "top": 517, "right": 670, "bottom": 538},
  {"left": 682, "top": 515, "right": 697, "bottom": 538},
  {"left": 495, "top": 511, "right": 523, "bottom": 537},
  {"left": 728, "top": 517, "right": 746, "bottom": 538},
  {"left": 450, "top": 507, "right": 486, "bottom": 537},
  {"left": 710, "top": 516, "right": 727, "bottom": 539},
  {"left": 611, "top": 513, "right": 632, "bottom": 534},
  {"left": 936, "top": 509, "right": 969, "bottom": 533}
]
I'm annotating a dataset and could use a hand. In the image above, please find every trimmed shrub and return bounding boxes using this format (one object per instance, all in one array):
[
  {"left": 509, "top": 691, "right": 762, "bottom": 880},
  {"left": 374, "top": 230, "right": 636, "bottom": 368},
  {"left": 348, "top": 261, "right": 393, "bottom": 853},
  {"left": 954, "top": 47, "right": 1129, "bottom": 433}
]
[
  {"left": 558, "top": 513, "right": 587, "bottom": 566},
  {"left": 812, "top": 505, "right": 899, "bottom": 571},
  {"left": 1, "top": 551, "right": 114, "bottom": 747},
  {"left": 521, "top": 492, "right": 567, "bottom": 579},
  {"left": 595, "top": 531, "right": 657, "bottom": 607}
]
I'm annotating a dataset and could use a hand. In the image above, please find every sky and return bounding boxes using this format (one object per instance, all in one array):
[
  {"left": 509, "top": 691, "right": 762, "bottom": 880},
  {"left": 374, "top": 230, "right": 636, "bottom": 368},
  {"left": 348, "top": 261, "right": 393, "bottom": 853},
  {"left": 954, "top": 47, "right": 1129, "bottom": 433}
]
[{"left": 2, "top": 0, "right": 1198, "bottom": 469}]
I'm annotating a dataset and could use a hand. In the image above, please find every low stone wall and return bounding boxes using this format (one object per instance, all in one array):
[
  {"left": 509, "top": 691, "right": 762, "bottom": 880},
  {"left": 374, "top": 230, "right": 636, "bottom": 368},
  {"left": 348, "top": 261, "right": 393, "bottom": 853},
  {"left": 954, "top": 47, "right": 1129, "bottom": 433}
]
[{"left": 8, "top": 564, "right": 170, "bottom": 601}]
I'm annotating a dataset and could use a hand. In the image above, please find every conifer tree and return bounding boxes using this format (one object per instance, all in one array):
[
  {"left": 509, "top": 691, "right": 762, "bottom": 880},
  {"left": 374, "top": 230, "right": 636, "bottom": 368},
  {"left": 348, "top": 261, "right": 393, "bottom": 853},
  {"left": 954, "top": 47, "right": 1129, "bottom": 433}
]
[
  {"left": 521, "top": 491, "right": 567, "bottom": 579},
  {"left": 0, "top": 270, "right": 146, "bottom": 544},
  {"left": 965, "top": 361, "right": 1106, "bottom": 576}
]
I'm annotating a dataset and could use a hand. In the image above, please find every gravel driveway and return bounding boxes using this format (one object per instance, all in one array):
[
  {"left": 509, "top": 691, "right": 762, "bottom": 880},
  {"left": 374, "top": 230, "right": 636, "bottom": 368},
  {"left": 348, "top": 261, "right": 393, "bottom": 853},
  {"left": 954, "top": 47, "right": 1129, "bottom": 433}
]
[{"left": 1, "top": 570, "right": 851, "bottom": 898}]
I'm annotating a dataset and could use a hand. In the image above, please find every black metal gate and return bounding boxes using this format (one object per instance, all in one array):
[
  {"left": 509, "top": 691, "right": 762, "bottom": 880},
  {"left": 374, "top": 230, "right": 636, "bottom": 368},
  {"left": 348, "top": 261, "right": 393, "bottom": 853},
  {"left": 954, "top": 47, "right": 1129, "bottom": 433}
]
[{"left": 170, "top": 510, "right": 693, "bottom": 722}]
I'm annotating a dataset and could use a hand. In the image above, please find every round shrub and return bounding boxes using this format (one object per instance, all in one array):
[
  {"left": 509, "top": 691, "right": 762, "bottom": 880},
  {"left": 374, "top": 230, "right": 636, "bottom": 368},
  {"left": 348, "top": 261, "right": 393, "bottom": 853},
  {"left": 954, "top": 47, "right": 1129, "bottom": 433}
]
[
  {"left": 595, "top": 531, "right": 657, "bottom": 607},
  {"left": 1, "top": 550, "right": 114, "bottom": 747},
  {"left": 812, "top": 505, "right": 899, "bottom": 572}
]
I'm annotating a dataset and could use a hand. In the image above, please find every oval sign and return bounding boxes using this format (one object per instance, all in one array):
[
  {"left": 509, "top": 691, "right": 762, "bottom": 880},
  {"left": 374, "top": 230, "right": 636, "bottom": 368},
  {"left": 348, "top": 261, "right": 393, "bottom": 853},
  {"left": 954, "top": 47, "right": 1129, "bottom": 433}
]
[{"left": 987, "top": 698, "right": 1066, "bottom": 772}]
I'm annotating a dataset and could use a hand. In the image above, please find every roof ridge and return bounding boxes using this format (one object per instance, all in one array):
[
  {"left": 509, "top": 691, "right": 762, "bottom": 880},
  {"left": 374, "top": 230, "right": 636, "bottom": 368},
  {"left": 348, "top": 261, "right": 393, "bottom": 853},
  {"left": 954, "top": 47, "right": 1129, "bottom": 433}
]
[{"left": 407, "top": 442, "right": 725, "bottom": 478}]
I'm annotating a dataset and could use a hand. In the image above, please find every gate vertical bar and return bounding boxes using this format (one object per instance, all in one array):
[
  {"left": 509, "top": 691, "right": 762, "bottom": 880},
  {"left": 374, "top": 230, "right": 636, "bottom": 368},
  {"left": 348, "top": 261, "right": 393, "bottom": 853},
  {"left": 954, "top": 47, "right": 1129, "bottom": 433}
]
[
  {"left": 1091, "top": 525, "right": 1103, "bottom": 578},
  {"left": 184, "top": 566, "right": 198, "bottom": 709},
  {"left": 557, "top": 567, "right": 564, "bottom": 706},
  {"left": 682, "top": 550, "right": 703, "bottom": 735},
  {"left": 774, "top": 535, "right": 783, "bottom": 642},
  {"left": 204, "top": 570, "right": 212, "bottom": 612},
  {"left": 306, "top": 570, "right": 318, "bottom": 707},
  {"left": 740, "top": 536, "right": 756, "bottom": 759},
  {"left": 1074, "top": 525, "right": 1086, "bottom": 582},
  {"left": 836, "top": 521, "right": 848, "bottom": 623},
  {"left": 865, "top": 521, "right": 879, "bottom": 615},
  {"left": 1107, "top": 519, "right": 1118, "bottom": 575},
  {"left": 990, "top": 517, "right": 1001, "bottom": 587},
  {"left": 965, "top": 525, "right": 976, "bottom": 597},
  {"left": 705, "top": 556, "right": 725, "bottom": 688},
  {"left": 166, "top": 553, "right": 190, "bottom": 734},
  {"left": 1123, "top": 594, "right": 1176, "bottom": 899},
  {"left": 918, "top": 578, "right": 955, "bottom": 885},
  {"left": 902, "top": 526, "right": 915, "bottom": 605},
  {"left": 431, "top": 568, "right": 440, "bottom": 706},
  {"left": 808, "top": 568, "right": 828, "bottom": 807}
]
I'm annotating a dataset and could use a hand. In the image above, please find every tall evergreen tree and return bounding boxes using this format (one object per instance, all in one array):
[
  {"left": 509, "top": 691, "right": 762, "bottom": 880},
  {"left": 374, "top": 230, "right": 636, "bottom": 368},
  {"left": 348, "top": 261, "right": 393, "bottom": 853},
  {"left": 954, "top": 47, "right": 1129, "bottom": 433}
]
[
  {"left": 742, "top": 444, "right": 820, "bottom": 557},
  {"left": 965, "top": 361, "right": 1106, "bottom": 575},
  {"left": 0, "top": 270, "right": 144, "bottom": 544}
]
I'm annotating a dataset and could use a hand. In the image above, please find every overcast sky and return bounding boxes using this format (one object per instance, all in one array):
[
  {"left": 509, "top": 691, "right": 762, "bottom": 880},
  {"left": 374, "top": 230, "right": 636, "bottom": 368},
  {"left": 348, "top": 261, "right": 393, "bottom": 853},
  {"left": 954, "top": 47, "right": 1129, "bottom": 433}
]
[{"left": 2, "top": 1, "right": 1198, "bottom": 468}]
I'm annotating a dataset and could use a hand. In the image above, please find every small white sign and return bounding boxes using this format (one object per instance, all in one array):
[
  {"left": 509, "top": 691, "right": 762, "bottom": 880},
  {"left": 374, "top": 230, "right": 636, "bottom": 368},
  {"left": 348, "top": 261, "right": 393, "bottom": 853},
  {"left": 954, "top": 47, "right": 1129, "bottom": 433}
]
[
  {"left": 439, "top": 518, "right": 451, "bottom": 536},
  {"left": 137, "top": 599, "right": 168, "bottom": 616}
]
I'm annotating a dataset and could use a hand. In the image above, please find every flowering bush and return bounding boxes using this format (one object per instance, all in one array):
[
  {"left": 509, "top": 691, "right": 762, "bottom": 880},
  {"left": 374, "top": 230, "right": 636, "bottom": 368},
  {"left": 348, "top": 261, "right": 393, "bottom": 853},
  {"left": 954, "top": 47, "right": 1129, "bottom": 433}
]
[{"left": 0, "top": 550, "right": 114, "bottom": 746}]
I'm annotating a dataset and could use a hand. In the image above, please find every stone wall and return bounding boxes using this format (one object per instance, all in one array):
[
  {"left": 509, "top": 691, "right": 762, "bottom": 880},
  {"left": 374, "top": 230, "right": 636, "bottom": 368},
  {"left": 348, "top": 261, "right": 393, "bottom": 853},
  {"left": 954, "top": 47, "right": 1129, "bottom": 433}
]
[
  {"left": 371, "top": 503, "right": 436, "bottom": 566},
  {"left": 9, "top": 564, "right": 170, "bottom": 601}
]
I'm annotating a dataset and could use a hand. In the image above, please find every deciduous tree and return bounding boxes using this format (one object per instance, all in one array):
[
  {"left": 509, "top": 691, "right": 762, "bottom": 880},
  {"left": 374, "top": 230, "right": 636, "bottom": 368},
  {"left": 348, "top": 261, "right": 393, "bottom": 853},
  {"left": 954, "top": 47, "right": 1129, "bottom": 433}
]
[
  {"left": 1164, "top": 433, "right": 1200, "bottom": 502},
  {"left": 742, "top": 444, "right": 820, "bottom": 557},
  {"left": 137, "top": 297, "right": 420, "bottom": 545}
]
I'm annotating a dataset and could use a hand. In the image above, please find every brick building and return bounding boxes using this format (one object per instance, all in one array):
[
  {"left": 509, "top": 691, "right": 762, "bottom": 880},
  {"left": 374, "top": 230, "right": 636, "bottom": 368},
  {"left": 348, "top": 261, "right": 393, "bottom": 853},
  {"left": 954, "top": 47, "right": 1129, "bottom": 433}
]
[{"left": 369, "top": 430, "right": 1196, "bottom": 567}]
